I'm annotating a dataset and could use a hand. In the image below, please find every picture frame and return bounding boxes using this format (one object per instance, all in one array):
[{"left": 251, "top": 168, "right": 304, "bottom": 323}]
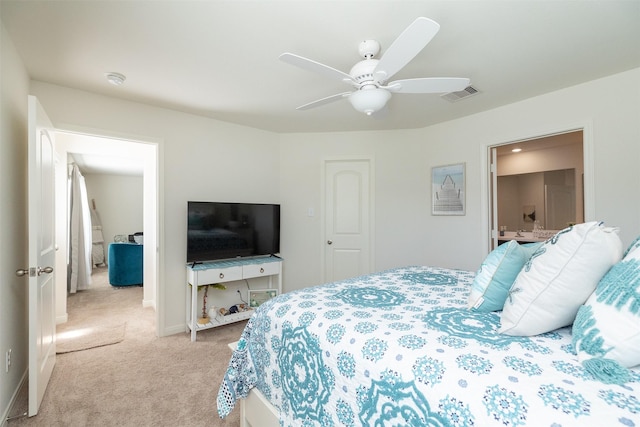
[
  {"left": 431, "top": 163, "right": 466, "bottom": 215},
  {"left": 248, "top": 289, "right": 278, "bottom": 308}
]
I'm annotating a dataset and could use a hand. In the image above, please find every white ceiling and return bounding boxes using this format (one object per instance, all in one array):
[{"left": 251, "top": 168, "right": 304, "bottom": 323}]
[{"left": 2, "top": 0, "right": 639, "bottom": 137}]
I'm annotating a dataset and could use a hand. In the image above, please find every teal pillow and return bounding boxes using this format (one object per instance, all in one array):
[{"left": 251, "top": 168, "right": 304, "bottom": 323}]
[
  {"left": 623, "top": 235, "right": 640, "bottom": 258},
  {"left": 468, "top": 240, "right": 542, "bottom": 312},
  {"left": 572, "top": 241, "right": 640, "bottom": 384}
]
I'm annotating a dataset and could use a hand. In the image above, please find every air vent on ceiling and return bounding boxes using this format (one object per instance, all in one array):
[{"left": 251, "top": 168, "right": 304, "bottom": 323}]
[{"left": 441, "top": 85, "right": 479, "bottom": 102}]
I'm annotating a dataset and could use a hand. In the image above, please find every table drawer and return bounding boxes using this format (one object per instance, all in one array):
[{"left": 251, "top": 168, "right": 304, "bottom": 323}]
[
  {"left": 243, "top": 261, "right": 280, "bottom": 278},
  {"left": 194, "top": 266, "right": 243, "bottom": 284}
]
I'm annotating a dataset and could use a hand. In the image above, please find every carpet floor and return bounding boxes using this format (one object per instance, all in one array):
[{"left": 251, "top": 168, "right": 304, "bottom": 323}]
[{"left": 7, "top": 267, "right": 244, "bottom": 426}]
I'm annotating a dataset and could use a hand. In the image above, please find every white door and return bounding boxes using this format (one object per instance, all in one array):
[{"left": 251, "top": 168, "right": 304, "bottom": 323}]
[
  {"left": 324, "top": 159, "right": 372, "bottom": 282},
  {"left": 27, "top": 95, "right": 57, "bottom": 416}
]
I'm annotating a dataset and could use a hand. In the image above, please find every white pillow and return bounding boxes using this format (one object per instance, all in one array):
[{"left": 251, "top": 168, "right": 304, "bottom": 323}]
[
  {"left": 572, "top": 239, "right": 640, "bottom": 383},
  {"left": 499, "top": 221, "right": 622, "bottom": 336},
  {"left": 468, "top": 241, "right": 541, "bottom": 312}
]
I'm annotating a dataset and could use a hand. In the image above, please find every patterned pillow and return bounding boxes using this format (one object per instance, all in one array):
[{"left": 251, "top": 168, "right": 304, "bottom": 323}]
[
  {"left": 499, "top": 221, "right": 623, "bottom": 336},
  {"left": 572, "top": 241, "right": 640, "bottom": 384},
  {"left": 623, "top": 235, "right": 640, "bottom": 258},
  {"left": 468, "top": 240, "right": 542, "bottom": 312}
]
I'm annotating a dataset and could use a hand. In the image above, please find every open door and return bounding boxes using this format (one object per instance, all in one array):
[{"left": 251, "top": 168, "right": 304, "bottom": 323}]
[{"left": 27, "top": 95, "right": 57, "bottom": 416}]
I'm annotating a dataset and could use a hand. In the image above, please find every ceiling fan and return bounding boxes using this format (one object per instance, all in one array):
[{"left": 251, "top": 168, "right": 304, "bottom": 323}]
[{"left": 280, "top": 17, "right": 470, "bottom": 116}]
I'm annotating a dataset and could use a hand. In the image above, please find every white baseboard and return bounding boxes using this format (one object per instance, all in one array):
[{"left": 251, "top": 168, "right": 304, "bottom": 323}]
[
  {"left": 56, "top": 313, "right": 68, "bottom": 324},
  {"left": 142, "top": 298, "right": 155, "bottom": 309},
  {"left": 1, "top": 370, "right": 27, "bottom": 427},
  {"left": 162, "top": 323, "right": 187, "bottom": 337}
]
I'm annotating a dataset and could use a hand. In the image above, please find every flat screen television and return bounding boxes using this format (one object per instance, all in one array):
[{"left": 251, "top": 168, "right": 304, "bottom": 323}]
[{"left": 187, "top": 201, "right": 280, "bottom": 264}]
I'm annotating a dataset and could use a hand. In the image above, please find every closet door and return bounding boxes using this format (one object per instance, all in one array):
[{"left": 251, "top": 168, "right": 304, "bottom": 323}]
[{"left": 324, "top": 159, "right": 373, "bottom": 283}]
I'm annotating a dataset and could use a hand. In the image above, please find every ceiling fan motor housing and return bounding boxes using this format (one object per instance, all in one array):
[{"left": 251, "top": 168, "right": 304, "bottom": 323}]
[{"left": 350, "top": 59, "right": 380, "bottom": 86}]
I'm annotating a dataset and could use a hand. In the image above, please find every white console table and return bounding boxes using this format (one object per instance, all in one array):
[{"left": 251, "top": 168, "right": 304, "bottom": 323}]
[{"left": 186, "top": 256, "right": 282, "bottom": 342}]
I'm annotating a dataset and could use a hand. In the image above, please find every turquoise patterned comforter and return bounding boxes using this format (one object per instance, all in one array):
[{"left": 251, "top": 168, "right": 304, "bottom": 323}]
[{"left": 217, "top": 266, "right": 640, "bottom": 426}]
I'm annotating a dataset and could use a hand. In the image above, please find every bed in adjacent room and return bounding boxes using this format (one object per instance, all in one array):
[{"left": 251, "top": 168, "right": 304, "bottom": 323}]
[{"left": 217, "top": 222, "right": 640, "bottom": 426}]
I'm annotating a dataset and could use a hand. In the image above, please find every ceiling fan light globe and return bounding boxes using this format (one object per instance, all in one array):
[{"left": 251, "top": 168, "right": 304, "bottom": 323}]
[{"left": 348, "top": 88, "right": 391, "bottom": 115}]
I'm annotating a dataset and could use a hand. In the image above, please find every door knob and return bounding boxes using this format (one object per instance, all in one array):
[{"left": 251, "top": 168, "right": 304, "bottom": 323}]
[
  {"left": 37, "top": 266, "right": 53, "bottom": 275},
  {"left": 327, "top": 240, "right": 333, "bottom": 245},
  {"left": 15, "top": 268, "right": 30, "bottom": 277}
]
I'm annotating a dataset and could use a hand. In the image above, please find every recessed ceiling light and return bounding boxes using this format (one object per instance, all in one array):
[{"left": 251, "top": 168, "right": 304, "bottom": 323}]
[
  {"left": 105, "top": 72, "right": 126, "bottom": 86},
  {"left": 511, "top": 148, "right": 522, "bottom": 153}
]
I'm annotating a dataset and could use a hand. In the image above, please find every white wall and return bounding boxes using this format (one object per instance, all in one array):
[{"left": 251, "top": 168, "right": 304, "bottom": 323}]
[
  {"left": 0, "top": 21, "right": 30, "bottom": 423},
  {"left": 84, "top": 173, "right": 144, "bottom": 262}
]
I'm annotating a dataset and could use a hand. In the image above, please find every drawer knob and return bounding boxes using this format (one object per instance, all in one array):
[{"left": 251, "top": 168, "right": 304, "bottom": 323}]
[
  {"left": 219, "top": 273, "right": 224, "bottom": 279},
  {"left": 260, "top": 268, "right": 264, "bottom": 273}
]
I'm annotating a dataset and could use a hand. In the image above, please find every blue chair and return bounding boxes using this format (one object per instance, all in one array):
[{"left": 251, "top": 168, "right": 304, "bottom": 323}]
[{"left": 108, "top": 243, "right": 143, "bottom": 286}]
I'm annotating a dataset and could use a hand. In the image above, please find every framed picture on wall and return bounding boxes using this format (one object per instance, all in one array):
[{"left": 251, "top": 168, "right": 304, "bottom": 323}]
[{"left": 432, "top": 163, "right": 466, "bottom": 215}]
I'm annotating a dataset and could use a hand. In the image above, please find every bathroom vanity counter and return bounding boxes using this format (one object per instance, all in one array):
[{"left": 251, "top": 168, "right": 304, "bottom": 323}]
[{"left": 498, "top": 230, "right": 556, "bottom": 244}]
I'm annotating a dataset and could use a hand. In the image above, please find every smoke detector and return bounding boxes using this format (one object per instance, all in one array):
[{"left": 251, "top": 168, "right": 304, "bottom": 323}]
[{"left": 105, "top": 72, "right": 126, "bottom": 86}]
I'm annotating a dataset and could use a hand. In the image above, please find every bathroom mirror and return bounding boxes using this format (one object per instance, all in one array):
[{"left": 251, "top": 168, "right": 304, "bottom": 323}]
[{"left": 497, "top": 168, "right": 578, "bottom": 231}]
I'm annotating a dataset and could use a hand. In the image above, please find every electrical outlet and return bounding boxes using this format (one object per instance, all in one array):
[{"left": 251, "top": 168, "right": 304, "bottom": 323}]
[{"left": 5, "top": 349, "right": 11, "bottom": 372}]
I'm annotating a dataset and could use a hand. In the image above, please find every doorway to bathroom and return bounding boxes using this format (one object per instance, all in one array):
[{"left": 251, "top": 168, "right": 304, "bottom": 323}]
[{"left": 488, "top": 130, "right": 585, "bottom": 250}]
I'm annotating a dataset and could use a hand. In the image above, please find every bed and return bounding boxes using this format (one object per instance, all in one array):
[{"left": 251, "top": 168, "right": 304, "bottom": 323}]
[{"left": 217, "top": 223, "right": 640, "bottom": 426}]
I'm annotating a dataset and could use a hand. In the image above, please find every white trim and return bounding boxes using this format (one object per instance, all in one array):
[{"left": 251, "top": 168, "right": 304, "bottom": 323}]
[
  {"left": 52, "top": 122, "right": 163, "bottom": 145},
  {"left": 154, "top": 137, "right": 165, "bottom": 336},
  {"left": 581, "top": 121, "right": 595, "bottom": 221}
]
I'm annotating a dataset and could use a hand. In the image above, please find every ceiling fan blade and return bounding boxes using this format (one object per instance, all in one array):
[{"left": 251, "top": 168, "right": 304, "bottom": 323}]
[
  {"left": 373, "top": 17, "right": 440, "bottom": 83},
  {"left": 280, "top": 53, "right": 355, "bottom": 85},
  {"left": 386, "top": 77, "right": 470, "bottom": 94},
  {"left": 296, "top": 92, "right": 352, "bottom": 110}
]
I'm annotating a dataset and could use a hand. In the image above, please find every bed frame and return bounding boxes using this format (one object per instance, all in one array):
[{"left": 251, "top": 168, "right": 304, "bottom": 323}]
[
  {"left": 228, "top": 341, "right": 279, "bottom": 427},
  {"left": 239, "top": 387, "right": 279, "bottom": 427}
]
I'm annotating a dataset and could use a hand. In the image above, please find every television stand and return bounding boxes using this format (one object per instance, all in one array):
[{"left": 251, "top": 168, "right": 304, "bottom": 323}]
[{"left": 185, "top": 256, "right": 282, "bottom": 342}]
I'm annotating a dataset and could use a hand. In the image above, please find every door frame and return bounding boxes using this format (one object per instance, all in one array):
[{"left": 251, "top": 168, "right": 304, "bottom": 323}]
[
  {"left": 320, "top": 156, "right": 375, "bottom": 283},
  {"left": 482, "top": 121, "right": 594, "bottom": 253},
  {"left": 51, "top": 124, "right": 163, "bottom": 337}
]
